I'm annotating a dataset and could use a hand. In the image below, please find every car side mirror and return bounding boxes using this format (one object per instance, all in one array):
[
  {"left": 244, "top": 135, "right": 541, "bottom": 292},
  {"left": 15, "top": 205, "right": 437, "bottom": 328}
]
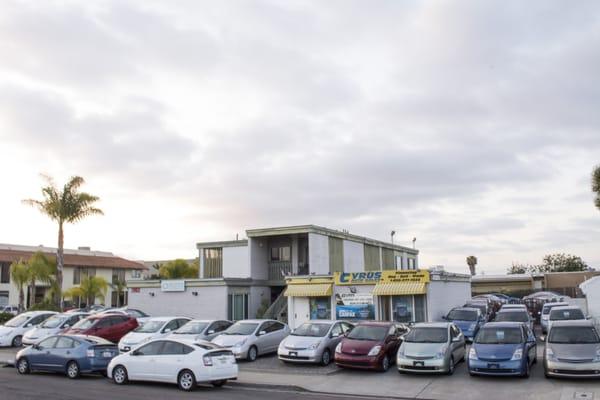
[
  {"left": 163, "top": 328, "right": 171, "bottom": 333},
  {"left": 331, "top": 332, "right": 340, "bottom": 338},
  {"left": 25, "top": 323, "right": 32, "bottom": 328},
  {"left": 32, "top": 344, "right": 40, "bottom": 350},
  {"left": 441, "top": 316, "right": 448, "bottom": 320},
  {"left": 207, "top": 329, "right": 215, "bottom": 334},
  {"left": 452, "top": 336, "right": 461, "bottom": 343},
  {"left": 258, "top": 330, "right": 266, "bottom": 336},
  {"left": 63, "top": 324, "right": 70, "bottom": 329}
]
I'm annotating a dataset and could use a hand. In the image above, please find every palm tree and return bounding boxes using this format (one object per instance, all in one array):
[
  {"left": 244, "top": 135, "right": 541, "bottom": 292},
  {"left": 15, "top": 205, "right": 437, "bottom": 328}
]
[
  {"left": 10, "top": 260, "right": 29, "bottom": 312},
  {"left": 466, "top": 256, "right": 478, "bottom": 276},
  {"left": 23, "top": 175, "right": 103, "bottom": 308},
  {"left": 159, "top": 259, "right": 198, "bottom": 279},
  {"left": 63, "top": 276, "right": 109, "bottom": 307},
  {"left": 27, "top": 252, "right": 57, "bottom": 307},
  {"left": 593, "top": 165, "right": 600, "bottom": 212},
  {"left": 111, "top": 279, "right": 127, "bottom": 308}
]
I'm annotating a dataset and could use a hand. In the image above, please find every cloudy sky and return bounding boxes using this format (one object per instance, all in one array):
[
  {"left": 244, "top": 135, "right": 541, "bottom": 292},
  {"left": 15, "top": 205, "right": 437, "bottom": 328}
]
[{"left": 1, "top": 0, "right": 599, "bottom": 274}]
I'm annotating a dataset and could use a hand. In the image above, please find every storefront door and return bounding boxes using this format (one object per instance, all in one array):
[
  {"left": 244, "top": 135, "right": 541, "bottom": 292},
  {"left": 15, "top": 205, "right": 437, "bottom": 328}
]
[
  {"left": 293, "top": 297, "right": 310, "bottom": 326},
  {"left": 379, "top": 296, "right": 391, "bottom": 321}
]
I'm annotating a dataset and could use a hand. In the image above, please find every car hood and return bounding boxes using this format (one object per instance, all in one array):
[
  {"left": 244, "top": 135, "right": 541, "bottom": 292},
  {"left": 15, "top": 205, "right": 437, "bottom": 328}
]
[
  {"left": 212, "top": 334, "right": 250, "bottom": 347},
  {"left": 341, "top": 338, "right": 380, "bottom": 356},
  {"left": 282, "top": 335, "right": 323, "bottom": 349},
  {"left": 23, "top": 327, "right": 58, "bottom": 339},
  {"left": 403, "top": 342, "right": 447, "bottom": 358},
  {"left": 474, "top": 343, "right": 520, "bottom": 361},
  {"left": 120, "top": 332, "right": 155, "bottom": 345},
  {"left": 549, "top": 343, "right": 600, "bottom": 361}
]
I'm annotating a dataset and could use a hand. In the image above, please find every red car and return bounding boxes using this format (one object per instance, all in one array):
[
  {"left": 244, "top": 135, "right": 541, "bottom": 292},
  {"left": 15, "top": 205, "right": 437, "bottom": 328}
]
[
  {"left": 65, "top": 314, "right": 138, "bottom": 343},
  {"left": 334, "top": 321, "right": 408, "bottom": 371}
]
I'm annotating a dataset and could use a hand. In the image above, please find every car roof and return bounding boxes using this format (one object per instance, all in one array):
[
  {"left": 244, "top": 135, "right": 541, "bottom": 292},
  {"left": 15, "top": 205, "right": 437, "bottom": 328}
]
[
  {"left": 23, "top": 311, "right": 57, "bottom": 316},
  {"left": 233, "top": 319, "right": 278, "bottom": 324},
  {"left": 452, "top": 307, "right": 480, "bottom": 312},
  {"left": 551, "top": 306, "right": 581, "bottom": 311},
  {"left": 355, "top": 321, "right": 395, "bottom": 326},
  {"left": 542, "top": 302, "right": 569, "bottom": 308},
  {"left": 550, "top": 320, "right": 594, "bottom": 328},
  {"left": 481, "top": 321, "right": 525, "bottom": 328},
  {"left": 412, "top": 322, "right": 450, "bottom": 328},
  {"left": 497, "top": 308, "right": 528, "bottom": 313}
]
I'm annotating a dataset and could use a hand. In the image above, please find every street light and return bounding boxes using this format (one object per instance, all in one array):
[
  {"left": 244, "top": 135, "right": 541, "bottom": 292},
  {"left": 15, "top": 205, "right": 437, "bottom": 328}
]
[{"left": 391, "top": 230, "right": 396, "bottom": 244}]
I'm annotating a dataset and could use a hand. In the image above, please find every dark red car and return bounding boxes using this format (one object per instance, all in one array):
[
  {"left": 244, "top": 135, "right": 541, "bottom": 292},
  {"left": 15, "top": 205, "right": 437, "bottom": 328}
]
[
  {"left": 334, "top": 321, "right": 408, "bottom": 371},
  {"left": 65, "top": 314, "right": 138, "bottom": 343}
]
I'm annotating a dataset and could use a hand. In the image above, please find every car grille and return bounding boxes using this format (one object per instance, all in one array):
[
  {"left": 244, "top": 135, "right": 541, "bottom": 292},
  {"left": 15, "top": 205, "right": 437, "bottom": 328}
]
[
  {"left": 280, "top": 355, "right": 310, "bottom": 361},
  {"left": 557, "top": 358, "right": 594, "bottom": 364},
  {"left": 406, "top": 355, "right": 435, "bottom": 360},
  {"left": 553, "top": 369, "right": 600, "bottom": 375},
  {"left": 472, "top": 368, "right": 517, "bottom": 373},
  {"left": 478, "top": 357, "right": 511, "bottom": 362},
  {"left": 285, "top": 345, "right": 308, "bottom": 350},
  {"left": 401, "top": 365, "right": 438, "bottom": 370}
]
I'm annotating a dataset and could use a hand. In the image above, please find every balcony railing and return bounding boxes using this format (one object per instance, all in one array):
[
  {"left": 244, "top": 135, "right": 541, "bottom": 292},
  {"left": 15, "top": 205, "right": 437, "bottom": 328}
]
[
  {"left": 298, "top": 262, "right": 309, "bottom": 276},
  {"left": 268, "top": 261, "right": 293, "bottom": 281}
]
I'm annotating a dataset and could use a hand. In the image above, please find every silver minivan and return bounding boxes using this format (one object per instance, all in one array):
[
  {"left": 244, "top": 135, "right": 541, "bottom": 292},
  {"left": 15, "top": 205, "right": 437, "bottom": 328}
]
[
  {"left": 397, "top": 322, "right": 466, "bottom": 374},
  {"left": 212, "top": 319, "right": 290, "bottom": 361},
  {"left": 278, "top": 320, "right": 353, "bottom": 365},
  {"left": 544, "top": 320, "right": 600, "bottom": 378}
]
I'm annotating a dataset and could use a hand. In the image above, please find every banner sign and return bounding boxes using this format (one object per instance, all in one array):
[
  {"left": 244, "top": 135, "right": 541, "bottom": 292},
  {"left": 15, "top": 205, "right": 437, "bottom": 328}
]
[
  {"left": 335, "top": 292, "right": 375, "bottom": 320},
  {"left": 161, "top": 280, "right": 185, "bottom": 292},
  {"left": 334, "top": 270, "right": 429, "bottom": 285}
]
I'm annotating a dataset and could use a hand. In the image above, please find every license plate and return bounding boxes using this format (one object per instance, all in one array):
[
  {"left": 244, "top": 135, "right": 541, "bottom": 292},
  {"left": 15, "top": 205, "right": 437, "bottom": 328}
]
[
  {"left": 488, "top": 363, "right": 499, "bottom": 369},
  {"left": 217, "top": 357, "right": 228, "bottom": 364},
  {"left": 413, "top": 361, "right": 424, "bottom": 367},
  {"left": 289, "top": 351, "right": 298, "bottom": 357},
  {"left": 102, "top": 351, "right": 112, "bottom": 358}
]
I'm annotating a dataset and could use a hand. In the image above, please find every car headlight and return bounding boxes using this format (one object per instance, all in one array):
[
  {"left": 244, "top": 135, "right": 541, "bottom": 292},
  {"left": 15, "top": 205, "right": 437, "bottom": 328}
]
[
  {"left": 469, "top": 347, "right": 478, "bottom": 360},
  {"left": 511, "top": 348, "right": 523, "bottom": 361},
  {"left": 546, "top": 348, "right": 556, "bottom": 361},
  {"left": 368, "top": 345, "right": 382, "bottom": 356},
  {"left": 335, "top": 343, "right": 342, "bottom": 354},
  {"left": 469, "top": 323, "right": 476, "bottom": 331},
  {"left": 594, "top": 349, "right": 600, "bottom": 362},
  {"left": 308, "top": 341, "right": 321, "bottom": 350},
  {"left": 233, "top": 339, "right": 247, "bottom": 348},
  {"left": 397, "top": 345, "right": 405, "bottom": 358},
  {"left": 435, "top": 346, "right": 448, "bottom": 359}
]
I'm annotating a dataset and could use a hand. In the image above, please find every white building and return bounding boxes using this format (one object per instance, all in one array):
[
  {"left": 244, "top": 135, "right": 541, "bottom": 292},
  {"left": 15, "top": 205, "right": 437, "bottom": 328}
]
[{"left": 580, "top": 276, "right": 600, "bottom": 326}]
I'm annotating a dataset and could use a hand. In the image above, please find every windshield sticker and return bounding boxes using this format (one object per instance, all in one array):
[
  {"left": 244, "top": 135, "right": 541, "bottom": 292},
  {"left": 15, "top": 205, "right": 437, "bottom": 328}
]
[{"left": 496, "top": 331, "right": 505, "bottom": 340}]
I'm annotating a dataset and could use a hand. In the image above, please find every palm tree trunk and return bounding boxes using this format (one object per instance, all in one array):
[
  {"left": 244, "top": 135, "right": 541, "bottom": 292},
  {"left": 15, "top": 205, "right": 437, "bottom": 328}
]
[
  {"left": 18, "top": 287, "right": 24, "bottom": 312},
  {"left": 30, "top": 278, "right": 37, "bottom": 307},
  {"left": 56, "top": 222, "right": 64, "bottom": 310}
]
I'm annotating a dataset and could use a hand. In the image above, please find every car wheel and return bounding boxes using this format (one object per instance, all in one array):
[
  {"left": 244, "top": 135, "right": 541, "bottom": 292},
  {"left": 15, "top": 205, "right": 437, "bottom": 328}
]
[
  {"left": 211, "top": 379, "right": 227, "bottom": 387},
  {"left": 12, "top": 335, "right": 22, "bottom": 347},
  {"left": 66, "top": 361, "right": 81, "bottom": 379},
  {"left": 447, "top": 356, "right": 455, "bottom": 375},
  {"left": 381, "top": 355, "right": 390, "bottom": 372},
  {"left": 178, "top": 369, "right": 197, "bottom": 392},
  {"left": 247, "top": 346, "right": 258, "bottom": 362},
  {"left": 321, "top": 349, "right": 331, "bottom": 366},
  {"left": 16, "top": 357, "right": 30, "bottom": 375},
  {"left": 112, "top": 365, "right": 128, "bottom": 385}
]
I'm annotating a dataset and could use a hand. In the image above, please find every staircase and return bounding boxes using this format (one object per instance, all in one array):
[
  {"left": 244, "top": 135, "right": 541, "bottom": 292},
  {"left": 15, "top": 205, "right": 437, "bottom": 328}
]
[{"left": 263, "top": 291, "right": 288, "bottom": 323}]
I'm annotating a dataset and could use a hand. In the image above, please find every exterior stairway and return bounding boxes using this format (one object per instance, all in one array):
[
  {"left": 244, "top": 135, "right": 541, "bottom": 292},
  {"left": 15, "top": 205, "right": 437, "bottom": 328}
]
[{"left": 262, "top": 291, "right": 288, "bottom": 323}]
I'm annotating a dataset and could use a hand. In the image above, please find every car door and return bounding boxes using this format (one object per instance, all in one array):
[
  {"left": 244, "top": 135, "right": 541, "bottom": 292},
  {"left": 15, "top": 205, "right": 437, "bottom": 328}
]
[
  {"left": 449, "top": 325, "right": 464, "bottom": 360},
  {"left": 153, "top": 340, "right": 189, "bottom": 382},
  {"left": 111, "top": 316, "right": 132, "bottom": 342},
  {"left": 523, "top": 325, "right": 536, "bottom": 363},
  {"left": 51, "top": 336, "right": 77, "bottom": 371},
  {"left": 328, "top": 323, "right": 344, "bottom": 351},
  {"left": 28, "top": 337, "right": 59, "bottom": 371},
  {"left": 255, "top": 322, "right": 273, "bottom": 354},
  {"left": 92, "top": 318, "right": 113, "bottom": 340},
  {"left": 127, "top": 341, "right": 165, "bottom": 381},
  {"left": 161, "top": 319, "right": 180, "bottom": 337}
]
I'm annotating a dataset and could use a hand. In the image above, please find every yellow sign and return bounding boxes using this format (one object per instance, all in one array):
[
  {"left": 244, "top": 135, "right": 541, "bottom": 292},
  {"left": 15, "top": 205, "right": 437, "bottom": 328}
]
[{"left": 334, "top": 270, "right": 429, "bottom": 285}]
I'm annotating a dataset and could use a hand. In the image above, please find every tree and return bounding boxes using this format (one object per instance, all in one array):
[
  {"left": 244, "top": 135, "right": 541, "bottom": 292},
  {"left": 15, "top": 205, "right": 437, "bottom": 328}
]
[
  {"left": 593, "top": 164, "right": 600, "bottom": 212},
  {"left": 466, "top": 256, "right": 477, "bottom": 276},
  {"left": 26, "top": 252, "right": 57, "bottom": 307},
  {"left": 507, "top": 263, "right": 528, "bottom": 274},
  {"left": 111, "top": 279, "right": 127, "bottom": 308},
  {"left": 63, "top": 276, "right": 109, "bottom": 307},
  {"left": 10, "top": 260, "right": 29, "bottom": 312},
  {"left": 159, "top": 259, "right": 198, "bottom": 279},
  {"left": 23, "top": 175, "right": 103, "bottom": 308},
  {"left": 508, "top": 253, "right": 588, "bottom": 274}
]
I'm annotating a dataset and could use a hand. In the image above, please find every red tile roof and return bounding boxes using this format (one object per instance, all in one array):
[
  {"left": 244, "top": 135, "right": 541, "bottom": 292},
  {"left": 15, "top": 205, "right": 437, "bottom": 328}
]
[{"left": 0, "top": 248, "right": 146, "bottom": 270}]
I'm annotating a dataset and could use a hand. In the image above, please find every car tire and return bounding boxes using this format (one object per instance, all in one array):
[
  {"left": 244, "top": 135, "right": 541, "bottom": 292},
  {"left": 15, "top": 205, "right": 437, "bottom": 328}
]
[
  {"left": 12, "top": 335, "right": 22, "bottom": 347},
  {"left": 16, "top": 357, "right": 30, "bottom": 375},
  {"left": 321, "top": 349, "right": 331, "bottom": 366},
  {"left": 66, "top": 361, "right": 81, "bottom": 379},
  {"left": 247, "top": 345, "right": 258, "bottom": 362},
  {"left": 112, "top": 365, "right": 128, "bottom": 385},
  {"left": 178, "top": 369, "right": 197, "bottom": 392},
  {"left": 381, "top": 355, "right": 390, "bottom": 372},
  {"left": 211, "top": 380, "right": 227, "bottom": 387},
  {"left": 447, "top": 356, "right": 455, "bottom": 375}
]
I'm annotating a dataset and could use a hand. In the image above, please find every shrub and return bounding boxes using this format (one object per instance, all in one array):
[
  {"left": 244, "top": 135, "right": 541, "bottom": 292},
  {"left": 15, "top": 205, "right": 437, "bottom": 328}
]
[
  {"left": 28, "top": 301, "right": 61, "bottom": 312},
  {"left": 0, "top": 312, "right": 14, "bottom": 324}
]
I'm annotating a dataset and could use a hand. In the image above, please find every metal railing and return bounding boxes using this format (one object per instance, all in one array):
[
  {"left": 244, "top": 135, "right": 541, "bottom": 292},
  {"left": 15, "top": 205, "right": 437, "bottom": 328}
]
[{"left": 268, "top": 261, "right": 293, "bottom": 281}]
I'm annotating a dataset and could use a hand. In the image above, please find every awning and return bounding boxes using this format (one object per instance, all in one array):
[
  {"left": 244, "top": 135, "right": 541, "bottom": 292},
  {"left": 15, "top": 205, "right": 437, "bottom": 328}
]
[
  {"left": 372, "top": 281, "right": 427, "bottom": 296},
  {"left": 284, "top": 283, "right": 333, "bottom": 297}
]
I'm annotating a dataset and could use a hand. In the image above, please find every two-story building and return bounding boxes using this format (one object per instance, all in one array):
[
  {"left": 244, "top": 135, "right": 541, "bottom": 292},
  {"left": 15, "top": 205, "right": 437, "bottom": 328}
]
[
  {"left": 0, "top": 243, "right": 146, "bottom": 308},
  {"left": 127, "top": 225, "right": 470, "bottom": 325}
]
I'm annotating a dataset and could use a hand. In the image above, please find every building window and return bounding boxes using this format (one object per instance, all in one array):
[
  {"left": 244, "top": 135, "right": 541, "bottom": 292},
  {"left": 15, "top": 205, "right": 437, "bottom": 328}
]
[
  {"left": 228, "top": 293, "right": 248, "bottom": 321},
  {"left": 112, "top": 269, "right": 126, "bottom": 285},
  {"left": 73, "top": 267, "right": 96, "bottom": 285},
  {"left": 310, "top": 297, "right": 331, "bottom": 319},
  {"left": 0, "top": 290, "right": 8, "bottom": 306},
  {"left": 270, "top": 246, "right": 291, "bottom": 262},
  {"left": 363, "top": 245, "right": 381, "bottom": 271},
  {"left": 391, "top": 295, "right": 426, "bottom": 323},
  {"left": 131, "top": 269, "right": 142, "bottom": 279},
  {"left": 329, "top": 237, "right": 344, "bottom": 274},
  {"left": 203, "top": 248, "right": 223, "bottom": 278},
  {"left": 0, "top": 262, "right": 10, "bottom": 284},
  {"left": 382, "top": 248, "right": 395, "bottom": 271},
  {"left": 407, "top": 258, "right": 416, "bottom": 270}
]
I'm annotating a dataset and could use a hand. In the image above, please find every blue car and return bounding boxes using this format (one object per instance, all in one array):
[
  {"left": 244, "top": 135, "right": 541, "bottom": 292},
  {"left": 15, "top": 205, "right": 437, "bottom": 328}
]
[
  {"left": 15, "top": 334, "right": 119, "bottom": 379},
  {"left": 444, "top": 307, "right": 484, "bottom": 341},
  {"left": 468, "top": 322, "right": 537, "bottom": 377}
]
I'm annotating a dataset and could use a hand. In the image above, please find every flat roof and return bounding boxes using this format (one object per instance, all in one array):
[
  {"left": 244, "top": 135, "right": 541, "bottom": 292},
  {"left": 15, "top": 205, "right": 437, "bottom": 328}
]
[{"left": 196, "top": 240, "right": 248, "bottom": 249}]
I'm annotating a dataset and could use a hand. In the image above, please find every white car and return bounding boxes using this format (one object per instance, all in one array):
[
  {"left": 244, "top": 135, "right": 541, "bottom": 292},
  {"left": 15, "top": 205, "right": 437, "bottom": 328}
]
[
  {"left": 118, "top": 317, "right": 191, "bottom": 352},
  {"left": 0, "top": 311, "right": 57, "bottom": 347},
  {"left": 1, "top": 306, "right": 19, "bottom": 315},
  {"left": 22, "top": 312, "right": 89, "bottom": 345},
  {"left": 168, "top": 320, "right": 233, "bottom": 342},
  {"left": 108, "top": 338, "right": 238, "bottom": 391}
]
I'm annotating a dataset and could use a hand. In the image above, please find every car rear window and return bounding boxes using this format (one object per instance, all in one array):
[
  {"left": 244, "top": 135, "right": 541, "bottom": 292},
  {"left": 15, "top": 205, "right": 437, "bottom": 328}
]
[
  {"left": 495, "top": 311, "right": 529, "bottom": 323},
  {"left": 447, "top": 309, "right": 478, "bottom": 321},
  {"left": 549, "top": 309, "right": 584, "bottom": 321}
]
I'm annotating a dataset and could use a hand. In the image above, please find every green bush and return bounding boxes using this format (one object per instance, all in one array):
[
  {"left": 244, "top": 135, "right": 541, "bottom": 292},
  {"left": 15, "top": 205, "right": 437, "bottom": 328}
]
[
  {"left": 0, "top": 312, "right": 14, "bottom": 324},
  {"left": 28, "top": 302, "right": 61, "bottom": 312}
]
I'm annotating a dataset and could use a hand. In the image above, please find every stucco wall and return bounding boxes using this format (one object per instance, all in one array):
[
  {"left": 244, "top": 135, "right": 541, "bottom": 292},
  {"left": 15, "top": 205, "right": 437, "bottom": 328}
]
[
  {"left": 249, "top": 286, "right": 271, "bottom": 318},
  {"left": 308, "top": 233, "right": 329, "bottom": 275},
  {"left": 249, "top": 238, "right": 269, "bottom": 280},
  {"left": 426, "top": 280, "right": 471, "bottom": 322},
  {"left": 223, "top": 246, "right": 249, "bottom": 278},
  {"left": 343, "top": 240, "right": 364, "bottom": 273}
]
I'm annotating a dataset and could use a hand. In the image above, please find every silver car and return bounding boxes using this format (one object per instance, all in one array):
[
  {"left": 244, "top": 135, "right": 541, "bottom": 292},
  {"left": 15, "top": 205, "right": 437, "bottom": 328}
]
[
  {"left": 540, "top": 302, "right": 569, "bottom": 334},
  {"left": 212, "top": 319, "right": 290, "bottom": 361},
  {"left": 494, "top": 309, "right": 534, "bottom": 331},
  {"left": 544, "top": 320, "right": 600, "bottom": 378},
  {"left": 397, "top": 322, "right": 466, "bottom": 374},
  {"left": 168, "top": 319, "right": 233, "bottom": 342},
  {"left": 547, "top": 306, "right": 585, "bottom": 333},
  {"left": 278, "top": 320, "right": 353, "bottom": 365},
  {"left": 22, "top": 312, "right": 89, "bottom": 345}
]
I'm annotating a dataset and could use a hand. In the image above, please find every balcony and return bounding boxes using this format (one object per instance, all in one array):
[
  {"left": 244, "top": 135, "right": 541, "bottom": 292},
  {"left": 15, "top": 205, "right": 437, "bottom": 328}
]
[{"left": 268, "top": 261, "right": 293, "bottom": 281}]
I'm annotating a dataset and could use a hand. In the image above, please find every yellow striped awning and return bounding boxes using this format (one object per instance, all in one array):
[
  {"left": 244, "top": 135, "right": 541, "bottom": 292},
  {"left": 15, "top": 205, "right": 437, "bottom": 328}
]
[
  {"left": 284, "top": 283, "right": 333, "bottom": 297},
  {"left": 372, "top": 281, "right": 427, "bottom": 296}
]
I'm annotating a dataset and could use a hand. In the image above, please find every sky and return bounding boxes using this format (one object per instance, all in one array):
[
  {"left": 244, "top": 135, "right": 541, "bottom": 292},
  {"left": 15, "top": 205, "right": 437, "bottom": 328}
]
[{"left": 0, "top": 0, "right": 599, "bottom": 274}]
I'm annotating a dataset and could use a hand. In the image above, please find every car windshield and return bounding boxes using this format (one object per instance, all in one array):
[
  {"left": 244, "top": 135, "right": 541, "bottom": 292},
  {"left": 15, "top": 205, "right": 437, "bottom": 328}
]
[
  {"left": 222, "top": 323, "right": 258, "bottom": 335},
  {"left": 134, "top": 320, "right": 164, "bottom": 333},
  {"left": 3, "top": 315, "right": 29, "bottom": 327},
  {"left": 542, "top": 304, "right": 566, "bottom": 315},
  {"left": 548, "top": 326, "right": 600, "bottom": 344},
  {"left": 495, "top": 312, "right": 529, "bottom": 323},
  {"left": 127, "top": 309, "right": 149, "bottom": 318},
  {"left": 40, "top": 315, "right": 67, "bottom": 329},
  {"left": 404, "top": 327, "right": 448, "bottom": 343},
  {"left": 475, "top": 327, "right": 523, "bottom": 344},
  {"left": 466, "top": 304, "right": 486, "bottom": 313},
  {"left": 72, "top": 318, "right": 96, "bottom": 330},
  {"left": 292, "top": 323, "right": 331, "bottom": 337},
  {"left": 346, "top": 325, "right": 388, "bottom": 341},
  {"left": 447, "top": 310, "right": 478, "bottom": 321},
  {"left": 174, "top": 321, "right": 208, "bottom": 334},
  {"left": 550, "top": 309, "right": 584, "bottom": 321}
]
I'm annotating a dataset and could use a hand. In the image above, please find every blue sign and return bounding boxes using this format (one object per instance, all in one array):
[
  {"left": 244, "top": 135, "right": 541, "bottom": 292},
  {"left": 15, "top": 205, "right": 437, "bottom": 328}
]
[{"left": 336, "top": 304, "right": 375, "bottom": 320}]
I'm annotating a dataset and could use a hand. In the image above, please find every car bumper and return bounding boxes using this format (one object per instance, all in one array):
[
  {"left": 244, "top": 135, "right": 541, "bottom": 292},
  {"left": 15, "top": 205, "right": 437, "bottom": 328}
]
[
  {"left": 397, "top": 356, "right": 447, "bottom": 373},
  {"left": 468, "top": 359, "right": 523, "bottom": 376},
  {"left": 278, "top": 348, "right": 320, "bottom": 363},
  {"left": 545, "top": 360, "right": 600, "bottom": 378},
  {"left": 334, "top": 353, "right": 381, "bottom": 370},
  {"left": 81, "top": 358, "right": 112, "bottom": 373}
]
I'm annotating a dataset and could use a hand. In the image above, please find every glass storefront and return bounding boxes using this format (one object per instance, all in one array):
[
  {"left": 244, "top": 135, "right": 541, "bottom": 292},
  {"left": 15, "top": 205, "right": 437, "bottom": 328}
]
[
  {"left": 390, "top": 295, "right": 426, "bottom": 323},
  {"left": 309, "top": 297, "right": 331, "bottom": 319}
]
